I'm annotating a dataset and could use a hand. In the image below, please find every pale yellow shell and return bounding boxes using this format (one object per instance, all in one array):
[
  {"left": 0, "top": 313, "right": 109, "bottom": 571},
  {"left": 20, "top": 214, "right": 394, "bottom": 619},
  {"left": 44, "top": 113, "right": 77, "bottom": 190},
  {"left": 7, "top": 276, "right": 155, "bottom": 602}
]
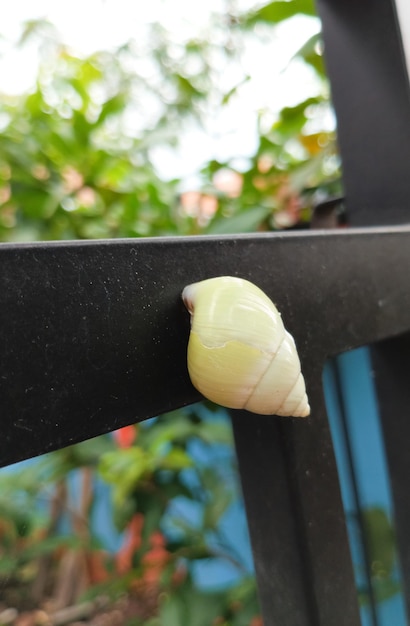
[{"left": 182, "top": 276, "right": 310, "bottom": 417}]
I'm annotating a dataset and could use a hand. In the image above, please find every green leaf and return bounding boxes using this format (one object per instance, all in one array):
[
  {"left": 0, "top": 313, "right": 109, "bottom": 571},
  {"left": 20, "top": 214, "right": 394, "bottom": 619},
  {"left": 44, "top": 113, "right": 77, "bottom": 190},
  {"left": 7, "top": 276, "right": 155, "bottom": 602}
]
[
  {"left": 203, "top": 485, "right": 233, "bottom": 529},
  {"left": 0, "top": 555, "right": 19, "bottom": 575},
  {"left": 362, "top": 507, "right": 396, "bottom": 578},
  {"left": 207, "top": 206, "right": 272, "bottom": 234},
  {"left": 17, "top": 18, "right": 58, "bottom": 47},
  {"left": 64, "top": 435, "right": 115, "bottom": 466},
  {"left": 289, "top": 152, "right": 327, "bottom": 191},
  {"left": 12, "top": 187, "right": 56, "bottom": 219},
  {"left": 160, "top": 593, "right": 186, "bottom": 626},
  {"left": 274, "top": 96, "right": 323, "bottom": 138},
  {"left": 222, "top": 75, "right": 251, "bottom": 105},
  {"left": 291, "top": 32, "right": 325, "bottom": 77},
  {"left": 197, "top": 420, "right": 234, "bottom": 445},
  {"left": 99, "top": 448, "right": 153, "bottom": 504},
  {"left": 159, "top": 448, "right": 193, "bottom": 471},
  {"left": 143, "top": 414, "right": 199, "bottom": 451},
  {"left": 243, "top": 0, "right": 317, "bottom": 27},
  {"left": 96, "top": 94, "right": 128, "bottom": 127},
  {"left": 21, "top": 535, "right": 83, "bottom": 561},
  {"left": 200, "top": 469, "right": 234, "bottom": 529},
  {"left": 158, "top": 581, "right": 227, "bottom": 626}
]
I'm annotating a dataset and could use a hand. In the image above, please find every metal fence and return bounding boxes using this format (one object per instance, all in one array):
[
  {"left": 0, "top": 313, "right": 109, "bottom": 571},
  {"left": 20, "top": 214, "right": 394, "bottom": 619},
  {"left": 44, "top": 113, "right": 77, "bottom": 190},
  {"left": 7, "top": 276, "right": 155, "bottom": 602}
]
[{"left": 1, "top": 0, "right": 410, "bottom": 623}]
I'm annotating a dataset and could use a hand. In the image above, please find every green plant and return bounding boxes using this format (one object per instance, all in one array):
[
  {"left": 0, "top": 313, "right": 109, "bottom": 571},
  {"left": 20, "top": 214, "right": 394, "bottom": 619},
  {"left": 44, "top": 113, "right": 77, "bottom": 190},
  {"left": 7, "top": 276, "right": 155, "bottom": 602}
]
[{"left": 0, "top": 2, "right": 339, "bottom": 623}]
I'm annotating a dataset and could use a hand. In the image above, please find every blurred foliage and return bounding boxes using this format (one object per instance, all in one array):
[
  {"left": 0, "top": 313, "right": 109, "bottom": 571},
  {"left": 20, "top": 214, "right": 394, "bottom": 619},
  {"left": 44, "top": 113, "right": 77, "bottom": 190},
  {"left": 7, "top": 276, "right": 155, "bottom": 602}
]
[
  {"left": 0, "top": 1, "right": 339, "bottom": 244},
  {"left": 0, "top": 1, "right": 345, "bottom": 624},
  {"left": 0, "top": 409, "right": 251, "bottom": 624},
  {"left": 357, "top": 507, "right": 402, "bottom": 606}
]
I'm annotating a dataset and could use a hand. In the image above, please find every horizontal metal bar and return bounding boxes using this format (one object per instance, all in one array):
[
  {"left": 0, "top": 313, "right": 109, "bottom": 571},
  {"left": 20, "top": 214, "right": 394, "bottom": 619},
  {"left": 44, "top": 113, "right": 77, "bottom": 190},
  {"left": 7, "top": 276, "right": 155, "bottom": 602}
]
[{"left": 1, "top": 226, "right": 410, "bottom": 468}]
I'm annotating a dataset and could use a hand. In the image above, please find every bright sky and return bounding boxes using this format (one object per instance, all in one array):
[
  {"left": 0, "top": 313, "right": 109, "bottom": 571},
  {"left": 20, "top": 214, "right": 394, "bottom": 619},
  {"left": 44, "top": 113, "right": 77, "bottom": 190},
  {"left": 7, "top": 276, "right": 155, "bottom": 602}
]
[
  {"left": 395, "top": 0, "right": 410, "bottom": 73},
  {"left": 0, "top": 0, "right": 322, "bottom": 181}
]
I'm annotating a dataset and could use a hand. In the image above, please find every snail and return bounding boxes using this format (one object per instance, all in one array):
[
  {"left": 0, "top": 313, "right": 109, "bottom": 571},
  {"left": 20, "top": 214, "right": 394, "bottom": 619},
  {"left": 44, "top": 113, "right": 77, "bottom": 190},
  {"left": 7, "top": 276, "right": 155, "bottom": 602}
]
[{"left": 182, "top": 276, "right": 310, "bottom": 417}]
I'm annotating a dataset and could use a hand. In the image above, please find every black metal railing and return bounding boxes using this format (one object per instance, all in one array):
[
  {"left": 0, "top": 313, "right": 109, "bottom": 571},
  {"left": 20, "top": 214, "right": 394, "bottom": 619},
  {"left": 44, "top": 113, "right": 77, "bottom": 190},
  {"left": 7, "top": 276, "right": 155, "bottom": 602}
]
[{"left": 1, "top": 0, "right": 410, "bottom": 623}]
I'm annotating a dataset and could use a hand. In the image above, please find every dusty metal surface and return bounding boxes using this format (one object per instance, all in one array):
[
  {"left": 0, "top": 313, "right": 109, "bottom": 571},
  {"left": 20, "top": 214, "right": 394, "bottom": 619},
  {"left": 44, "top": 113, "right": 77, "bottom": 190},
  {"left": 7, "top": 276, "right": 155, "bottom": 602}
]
[{"left": 1, "top": 228, "right": 410, "bottom": 468}]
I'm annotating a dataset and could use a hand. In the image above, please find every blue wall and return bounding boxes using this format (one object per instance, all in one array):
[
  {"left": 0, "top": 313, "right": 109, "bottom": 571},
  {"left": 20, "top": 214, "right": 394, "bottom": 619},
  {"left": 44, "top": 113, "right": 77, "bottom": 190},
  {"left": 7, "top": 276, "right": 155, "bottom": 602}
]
[{"left": 324, "top": 348, "right": 407, "bottom": 625}]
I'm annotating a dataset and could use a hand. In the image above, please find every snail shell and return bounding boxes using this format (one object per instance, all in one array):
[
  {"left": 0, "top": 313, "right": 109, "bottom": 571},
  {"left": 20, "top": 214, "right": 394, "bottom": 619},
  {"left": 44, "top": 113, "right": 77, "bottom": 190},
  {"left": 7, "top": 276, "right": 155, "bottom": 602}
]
[{"left": 182, "top": 276, "right": 310, "bottom": 417}]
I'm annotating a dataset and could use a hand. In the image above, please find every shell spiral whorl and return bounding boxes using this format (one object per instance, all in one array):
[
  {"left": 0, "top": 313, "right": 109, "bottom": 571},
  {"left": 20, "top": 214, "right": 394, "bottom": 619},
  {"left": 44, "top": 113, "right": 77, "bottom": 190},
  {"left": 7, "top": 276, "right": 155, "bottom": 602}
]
[{"left": 182, "top": 276, "right": 310, "bottom": 417}]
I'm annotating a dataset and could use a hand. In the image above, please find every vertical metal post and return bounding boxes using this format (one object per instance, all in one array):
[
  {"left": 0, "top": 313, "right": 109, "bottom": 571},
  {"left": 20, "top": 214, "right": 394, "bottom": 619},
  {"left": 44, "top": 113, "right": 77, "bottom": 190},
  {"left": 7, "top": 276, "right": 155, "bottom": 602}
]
[
  {"left": 316, "top": 0, "right": 410, "bottom": 226},
  {"left": 234, "top": 0, "right": 410, "bottom": 623},
  {"left": 317, "top": 0, "right": 410, "bottom": 616}
]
